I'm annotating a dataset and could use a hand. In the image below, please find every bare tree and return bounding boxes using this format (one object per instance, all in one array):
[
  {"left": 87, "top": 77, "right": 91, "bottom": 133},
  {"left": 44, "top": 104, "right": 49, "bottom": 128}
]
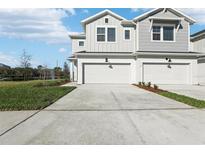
[
  {"left": 20, "top": 49, "right": 32, "bottom": 80},
  {"left": 20, "top": 49, "right": 32, "bottom": 68},
  {"left": 43, "top": 64, "right": 48, "bottom": 80}
]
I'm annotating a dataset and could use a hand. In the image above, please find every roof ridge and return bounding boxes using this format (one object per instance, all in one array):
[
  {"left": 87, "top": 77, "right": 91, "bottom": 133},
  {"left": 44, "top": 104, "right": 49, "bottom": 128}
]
[
  {"left": 81, "top": 9, "right": 126, "bottom": 26},
  {"left": 133, "top": 8, "right": 196, "bottom": 24}
]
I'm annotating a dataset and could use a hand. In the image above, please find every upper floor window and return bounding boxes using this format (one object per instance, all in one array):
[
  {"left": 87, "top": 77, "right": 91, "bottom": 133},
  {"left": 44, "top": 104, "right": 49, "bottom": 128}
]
[
  {"left": 152, "top": 25, "right": 175, "bottom": 42},
  {"left": 97, "top": 27, "right": 105, "bottom": 42},
  {"left": 124, "top": 29, "right": 130, "bottom": 40},
  {"left": 97, "top": 27, "right": 116, "bottom": 42},
  {"left": 107, "top": 28, "right": 116, "bottom": 42},
  {"left": 105, "top": 18, "right": 109, "bottom": 23},
  {"left": 79, "top": 41, "right": 84, "bottom": 46},
  {"left": 152, "top": 26, "right": 161, "bottom": 41},
  {"left": 163, "top": 26, "right": 174, "bottom": 41}
]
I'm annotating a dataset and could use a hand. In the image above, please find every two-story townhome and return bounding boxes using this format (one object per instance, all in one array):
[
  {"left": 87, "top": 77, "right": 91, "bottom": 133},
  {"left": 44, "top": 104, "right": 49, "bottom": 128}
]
[
  {"left": 191, "top": 30, "right": 205, "bottom": 85},
  {"left": 69, "top": 8, "right": 205, "bottom": 85}
]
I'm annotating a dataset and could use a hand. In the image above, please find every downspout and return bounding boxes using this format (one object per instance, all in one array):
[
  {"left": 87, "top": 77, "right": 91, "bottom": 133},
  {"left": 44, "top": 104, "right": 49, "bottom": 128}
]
[
  {"left": 133, "top": 21, "right": 140, "bottom": 83},
  {"left": 133, "top": 22, "right": 136, "bottom": 53}
]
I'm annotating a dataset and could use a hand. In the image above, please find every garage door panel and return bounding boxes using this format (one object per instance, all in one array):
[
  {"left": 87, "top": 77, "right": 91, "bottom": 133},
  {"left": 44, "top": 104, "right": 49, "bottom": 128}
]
[
  {"left": 143, "top": 63, "right": 189, "bottom": 84},
  {"left": 84, "top": 63, "right": 130, "bottom": 84}
]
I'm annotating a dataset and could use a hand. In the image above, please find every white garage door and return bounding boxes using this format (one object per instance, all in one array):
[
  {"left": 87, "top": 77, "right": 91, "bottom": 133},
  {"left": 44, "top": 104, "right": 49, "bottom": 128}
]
[
  {"left": 143, "top": 63, "right": 190, "bottom": 84},
  {"left": 83, "top": 63, "right": 130, "bottom": 83}
]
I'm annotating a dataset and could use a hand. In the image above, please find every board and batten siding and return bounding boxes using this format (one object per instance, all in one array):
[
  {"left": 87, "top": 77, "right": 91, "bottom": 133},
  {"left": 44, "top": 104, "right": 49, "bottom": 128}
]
[
  {"left": 85, "top": 14, "right": 135, "bottom": 52},
  {"left": 138, "top": 10, "right": 189, "bottom": 52},
  {"left": 71, "top": 39, "right": 86, "bottom": 54}
]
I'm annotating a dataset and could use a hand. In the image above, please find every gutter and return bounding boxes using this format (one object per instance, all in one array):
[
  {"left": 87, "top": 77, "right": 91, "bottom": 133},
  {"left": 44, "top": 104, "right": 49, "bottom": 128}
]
[
  {"left": 191, "top": 33, "right": 205, "bottom": 42},
  {"left": 67, "top": 55, "right": 77, "bottom": 61},
  {"left": 134, "top": 51, "right": 205, "bottom": 57},
  {"left": 70, "top": 51, "right": 205, "bottom": 59},
  {"left": 197, "top": 55, "right": 205, "bottom": 59},
  {"left": 75, "top": 52, "right": 134, "bottom": 57}
]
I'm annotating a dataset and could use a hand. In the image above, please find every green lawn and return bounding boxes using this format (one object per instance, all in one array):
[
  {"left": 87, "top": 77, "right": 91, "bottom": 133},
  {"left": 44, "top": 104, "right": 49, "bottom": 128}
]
[
  {"left": 159, "top": 91, "right": 205, "bottom": 108},
  {"left": 0, "top": 80, "right": 76, "bottom": 111}
]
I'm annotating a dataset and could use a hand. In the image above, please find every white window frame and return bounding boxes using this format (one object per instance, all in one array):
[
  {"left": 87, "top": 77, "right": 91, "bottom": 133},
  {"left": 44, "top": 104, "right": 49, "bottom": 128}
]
[
  {"left": 151, "top": 24, "right": 175, "bottom": 42},
  {"left": 96, "top": 26, "right": 117, "bottom": 43},
  {"left": 78, "top": 40, "right": 84, "bottom": 47},
  {"left": 152, "top": 25, "right": 161, "bottom": 41},
  {"left": 107, "top": 27, "right": 116, "bottom": 42},
  {"left": 96, "top": 27, "right": 106, "bottom": 42},
  {"left": 124, "top": 28, "right": 131, "bottom": 41}
]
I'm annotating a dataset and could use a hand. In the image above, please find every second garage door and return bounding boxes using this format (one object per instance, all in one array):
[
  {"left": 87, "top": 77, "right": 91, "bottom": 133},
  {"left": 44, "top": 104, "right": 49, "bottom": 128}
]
[
  {"left": 143, "top": 63, "right": 190, "bottom": 84},
  {"left": 83, "top": 63, "right": 131, "bottom": 83}
]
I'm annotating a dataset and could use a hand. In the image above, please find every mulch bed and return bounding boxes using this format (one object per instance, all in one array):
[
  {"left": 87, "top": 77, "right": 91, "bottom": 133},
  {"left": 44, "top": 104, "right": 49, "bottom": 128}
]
[{"left": 133, "top": 84, "right": 166, "bottom": 93}]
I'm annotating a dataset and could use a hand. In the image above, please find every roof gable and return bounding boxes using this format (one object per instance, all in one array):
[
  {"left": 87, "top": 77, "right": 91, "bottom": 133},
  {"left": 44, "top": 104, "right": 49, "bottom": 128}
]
[
  {"left": 133, "top": 8, "right": 196, "bottom": 24},
  {"left": 81, "top": 9, "right": 126, "bottom": 26}
]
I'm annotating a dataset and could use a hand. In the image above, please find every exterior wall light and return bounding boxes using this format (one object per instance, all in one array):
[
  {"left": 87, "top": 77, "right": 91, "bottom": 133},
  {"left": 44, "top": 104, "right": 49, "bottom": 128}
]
[
  {"left": 165, "top": 57, "right": 172, "bottom": 68},
  {"left": 165, "top": 57, "right": 172, "bottom": 62},
  {"left": 105, "top": 57, "right": 108, "bottom": 62}
]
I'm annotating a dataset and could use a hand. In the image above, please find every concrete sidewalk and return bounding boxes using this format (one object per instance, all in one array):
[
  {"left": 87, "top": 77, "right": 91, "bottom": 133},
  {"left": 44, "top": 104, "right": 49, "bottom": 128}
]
[{"left": 0, "top": 111, "right": 37, "bottom": 136}]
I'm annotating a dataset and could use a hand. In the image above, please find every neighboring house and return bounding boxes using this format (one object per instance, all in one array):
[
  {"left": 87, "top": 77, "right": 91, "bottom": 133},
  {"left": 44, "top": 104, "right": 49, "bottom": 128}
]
[
  {"left": 191, "top": 30, "right": 205, "bottom": 85},
  {"left": 0, "top": 63, "right": 10, "bottom": 69},
  {"left": 68, "top": 8, "right": 205, "bottom": 85}
]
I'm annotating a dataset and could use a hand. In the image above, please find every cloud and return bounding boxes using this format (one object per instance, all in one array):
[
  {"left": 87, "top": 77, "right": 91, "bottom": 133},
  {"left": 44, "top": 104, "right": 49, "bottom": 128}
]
[
  {"left": 0, "top": 8, "right": 75, "bottom": 44},
  {"left": 82, "top": 9, "right": 89, "bottom": 14},
  {"left": 0, "top": 52, "right": 19, "bottom": 67},
  {"left": 0, "top": 51, "right": 42, "bottom": 68},
  {"left": 178, "top": 8, "right": 205, "bottom": 24},
  {"left": 131, "top": 8, "right": 151, "bottom": 13},
  {"left": 63, "top": 8, "right": 76, "bottom": 15},
  {"left": 58, "top": 47, "right": 67, "bottom": 53}
]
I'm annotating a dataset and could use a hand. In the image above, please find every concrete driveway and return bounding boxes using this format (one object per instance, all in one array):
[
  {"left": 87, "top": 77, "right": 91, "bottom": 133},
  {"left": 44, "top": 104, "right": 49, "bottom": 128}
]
[
  {"left": 159, "top": 84, "right": 205, "bottom": 100},
  {"left": 0, "top": 84, "right": 205, "bottom": 144}
]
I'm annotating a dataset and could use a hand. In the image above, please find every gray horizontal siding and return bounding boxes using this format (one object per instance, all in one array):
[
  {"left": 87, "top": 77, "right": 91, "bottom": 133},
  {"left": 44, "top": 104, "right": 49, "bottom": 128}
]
[
  {"left": 138, "top": 10, "right": 189, "bottom": 52},
  {"left": 193, "top": 39, "right": 205, "bottom": 53}
]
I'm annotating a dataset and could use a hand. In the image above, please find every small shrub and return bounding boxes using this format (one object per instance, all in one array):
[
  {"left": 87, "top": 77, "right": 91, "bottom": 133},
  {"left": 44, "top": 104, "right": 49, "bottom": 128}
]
[
  {"left": 147, "top": 82, "right": 151, "bottom": 87},
  {"left": 142, "top": 82, "right": 145, "bottom": 86},
  {"left": 154, "top": 84, "right": 158, "bottom": 90},
  {"left": 138, "top": 82, "right": 142, "bottom": 86}
]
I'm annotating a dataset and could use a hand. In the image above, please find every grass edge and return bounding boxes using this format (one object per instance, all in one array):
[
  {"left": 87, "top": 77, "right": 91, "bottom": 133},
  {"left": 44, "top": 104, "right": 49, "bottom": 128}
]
[{"left": 133, "top": 84, "right": 205, "bottom": 109}]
